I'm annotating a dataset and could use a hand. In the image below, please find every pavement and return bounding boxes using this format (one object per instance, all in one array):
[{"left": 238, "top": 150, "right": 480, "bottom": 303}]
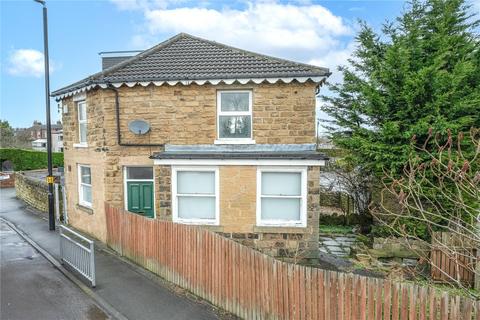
[
  {"left": 1, "top": 220, "right": 108, "bottom": 320},
  {"left": 20, "top": 168, "right": 61, "bottom": 182},
  {"left": 0, "top": 188, "right": 230, "bottom": 320}
]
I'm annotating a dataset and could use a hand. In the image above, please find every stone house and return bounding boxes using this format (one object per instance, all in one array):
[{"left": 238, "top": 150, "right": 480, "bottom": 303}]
[
  {"left": 51, "top": 33, "right": 330, "bottom": 261},
  {"left": 31, "top": 130, "right": 63, "bottom": 152},
  {"left": 17, "top": 120, "right": 63, "bottom": 140}
]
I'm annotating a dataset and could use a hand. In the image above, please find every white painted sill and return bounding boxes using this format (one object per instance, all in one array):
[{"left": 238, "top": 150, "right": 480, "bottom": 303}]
[
  {"left": 257, "top": 222, "right": 307, "bottom": 228},
  {"left": 214, "top": 139, "right": 256, "bottom": 145},
  {"left": 173, "top": 218, "right": 219, "bottom": 226},
  {"left": 73, "top": 143, "right": 88, "bottom": 148}
]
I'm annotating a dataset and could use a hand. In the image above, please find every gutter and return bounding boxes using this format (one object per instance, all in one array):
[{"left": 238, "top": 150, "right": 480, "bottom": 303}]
[{"left": 105, "top": 83, "right": 164, "bottom": 148}]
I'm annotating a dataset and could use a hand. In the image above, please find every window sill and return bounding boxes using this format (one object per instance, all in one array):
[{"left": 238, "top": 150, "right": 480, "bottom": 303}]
[
  {"left": 214, "top": 139, "right": 256, "bottom": 145},
  {"left": 73, "top": 143, "right": 88, "bottom": 148},
  {"left": 76, "top": 204, "right": 94, "bottom": 215},
  {"left": 254, "top": 225, "right": 309, "bottom": 233},
  {"left": 173, "top": 219, "right": 219, "bottom": 226}
]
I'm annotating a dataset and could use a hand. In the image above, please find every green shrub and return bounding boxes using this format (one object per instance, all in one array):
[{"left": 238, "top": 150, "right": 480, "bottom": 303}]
[
  {"left": 370, "top": 225, "right": 392, "bottom": 238},
  {"left": 0, "top": 148, "right": 63, "bottom": 171},
  {"left": 318, "top": 224, "right": 354, "bottom": 234},
  {"left": 320, "top": 191, "right": 354, "bottom": 214},
  {"left": 319, "top": 213, "right": 372, "bottom": 227},
  {"left": 370, "top": 221, "right": 432, "bottom": 241},
  {"left": 316, "top": 148, "right": 348, "bottom": 158}
]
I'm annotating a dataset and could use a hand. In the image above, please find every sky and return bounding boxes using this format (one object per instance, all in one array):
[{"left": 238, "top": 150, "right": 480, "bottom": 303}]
[{"left": 1, "top": 0, "right": 479, "bottom": 129}]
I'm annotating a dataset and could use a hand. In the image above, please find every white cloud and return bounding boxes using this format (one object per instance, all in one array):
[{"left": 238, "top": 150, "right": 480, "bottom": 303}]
[
  {"left": 112, "top": 1, "right": 354, "bottom": 75},
  {"left": 7, "top": 49, "right": 56, "bottom": 78}
]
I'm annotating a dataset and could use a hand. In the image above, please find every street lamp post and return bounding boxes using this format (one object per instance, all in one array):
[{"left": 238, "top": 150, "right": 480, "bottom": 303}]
[{"left": 34, "top": 0, "right": 55, "bottom": 231}]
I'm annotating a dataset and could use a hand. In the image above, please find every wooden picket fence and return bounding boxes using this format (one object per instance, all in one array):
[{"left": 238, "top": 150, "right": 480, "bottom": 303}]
[
  {"left": 431, "top": 231, "right": 478, "bottom": 288},
  {"left": 105, "top": 203, "right": 479, "bottom": 320}
]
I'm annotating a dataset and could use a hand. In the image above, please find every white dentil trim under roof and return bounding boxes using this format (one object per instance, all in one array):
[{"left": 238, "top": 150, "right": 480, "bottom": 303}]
[{"left": 54, "top": 76, "right": 327, "bottom": 100}]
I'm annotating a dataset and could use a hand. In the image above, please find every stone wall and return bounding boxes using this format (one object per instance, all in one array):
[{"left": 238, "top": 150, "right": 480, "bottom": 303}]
[
  {"left": 15, "top": 172, "right": 49, "bottom": 212},
  {"left": 60, "top": 81, "right": 320, "bottom": 255},
  {"left": 217, "top": 166, "right": 320, "bottom": 263},
  {"left": 61, "top": 81, "right": 317, "bottom": 151},
  {"left": 14, "top": 171, "right": 63, "bottom": 217},
  {"left": 62, "top": 148, "right": 108, "bottom": 241},
  {"left": 368, "top": 237, "right": 429, "bottom": 267},
  {"left": 156, "top": 165, "right": 171, "bottom": 219}
]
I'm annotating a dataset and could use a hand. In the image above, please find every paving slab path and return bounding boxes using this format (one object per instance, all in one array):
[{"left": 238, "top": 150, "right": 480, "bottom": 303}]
[{"left": 0, "top": 188, "right": 228, "bottom": 320}]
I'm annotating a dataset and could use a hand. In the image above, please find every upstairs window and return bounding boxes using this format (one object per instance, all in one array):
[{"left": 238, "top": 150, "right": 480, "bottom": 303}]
[
  {"left": 217, "top": 91, "right": 252, "bottom": 141},
  {"left": 77, "top": 101, "right": 87, "bottom": 144}
]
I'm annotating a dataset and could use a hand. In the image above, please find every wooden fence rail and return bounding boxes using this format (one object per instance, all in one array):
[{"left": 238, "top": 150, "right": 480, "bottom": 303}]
[
  {"left": 105, "top": 203, "right": 479, "bottom": 320},
  {"left": 431, "top": 231, "right": 478, "bottom": 288}
]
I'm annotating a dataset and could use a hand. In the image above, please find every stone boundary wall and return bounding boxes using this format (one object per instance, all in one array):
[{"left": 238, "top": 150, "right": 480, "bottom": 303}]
[{"left": 15, "top": 171, "right": 63, "bottom": 217}]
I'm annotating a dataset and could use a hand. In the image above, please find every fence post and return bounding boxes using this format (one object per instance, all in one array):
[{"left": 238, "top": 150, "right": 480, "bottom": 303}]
[
  {"left": 90, "top": 240, "right": 96, "bottom": 287},
  {"left": 475, "top": 250, "right": 480, "bottom": 290},
  {"left": 59, "top": 226, "right": 63, "bottom": 264},
  {"left": 62, "top": 185, "right": 68, "bottom": 224},
  {"left": 53, "top": 183, "right": 60, "bottom": 221}
]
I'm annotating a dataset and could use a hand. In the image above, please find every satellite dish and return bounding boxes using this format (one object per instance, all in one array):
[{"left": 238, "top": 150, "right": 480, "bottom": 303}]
[{"left": 128, "top": 120, "right": 150, "bottom": 135}]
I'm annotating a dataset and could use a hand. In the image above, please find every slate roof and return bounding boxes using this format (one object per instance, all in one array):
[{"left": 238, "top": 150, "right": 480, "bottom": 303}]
[{"left": 52, "top": 33, "right": 330, "bottom": 97}]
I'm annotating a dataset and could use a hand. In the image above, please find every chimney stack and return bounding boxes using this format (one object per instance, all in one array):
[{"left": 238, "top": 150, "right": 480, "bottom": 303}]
[{"left": 99, "top": 50, "right": 143, "bottom": 70}]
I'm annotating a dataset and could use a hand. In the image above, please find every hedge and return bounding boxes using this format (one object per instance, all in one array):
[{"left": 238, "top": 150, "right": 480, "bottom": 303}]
[
  {"left": 0, "top": 148, "right": 64, "bottom": 171},
  {"left": 318, "top": 213, "right": 373, "bottom": 227}
]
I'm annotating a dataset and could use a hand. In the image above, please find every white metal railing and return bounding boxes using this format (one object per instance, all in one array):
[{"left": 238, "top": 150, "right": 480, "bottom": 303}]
[{"left": 59, "top": 225, "right": 96, "bottom": 287}]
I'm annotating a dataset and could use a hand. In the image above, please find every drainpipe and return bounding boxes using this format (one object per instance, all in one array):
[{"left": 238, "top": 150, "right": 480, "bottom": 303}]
[{"left": 105, "top": 83, "right": 164, "bottom": 147}]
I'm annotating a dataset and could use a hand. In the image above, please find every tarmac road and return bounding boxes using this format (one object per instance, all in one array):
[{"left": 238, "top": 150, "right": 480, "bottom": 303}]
[{"left": 0, "top": 220, "right": 109, "bottom": 320}]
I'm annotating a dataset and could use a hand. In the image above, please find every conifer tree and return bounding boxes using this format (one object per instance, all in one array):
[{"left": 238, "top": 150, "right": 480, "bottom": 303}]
[{"left": 322, "top": 0, "right": 480, "bottom": 177}]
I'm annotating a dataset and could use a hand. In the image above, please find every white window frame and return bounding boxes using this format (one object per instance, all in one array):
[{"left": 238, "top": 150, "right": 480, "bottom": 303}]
[
  {"left": 256, "top": 167, "right": 307, "bottom": 227},
  {"left": 215, "top": 90, "right": 255, "bottom": 144},
  {"left": 78, "top": 164, "right": 92, "bottom": 208},
  {"left": 123, "top": 166, "right": 156, "bottom": 219},
  {"left": 172, "top": 166, "right": 220, "bottom": 225},
  {"left": 77, "top": 101, "right": 87, "bottom": 145},
  {"left": 59, "top": 101, "right": 68, "bottom": 114}
]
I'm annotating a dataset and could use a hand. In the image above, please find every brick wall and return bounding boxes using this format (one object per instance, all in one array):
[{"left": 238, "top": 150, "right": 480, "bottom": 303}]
[{"left": 0, "top": 173, "right": 15, "bottom": 188}]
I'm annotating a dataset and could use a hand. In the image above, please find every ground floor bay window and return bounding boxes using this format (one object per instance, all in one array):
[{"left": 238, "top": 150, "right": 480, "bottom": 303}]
[
  {"left": 124, "top": 166, "right": 154, "bottom": 218},
  {"left": 172, "top": 167, "right": 219, "bottom": 225},
  {"left": 256, "top": 167, "right": 307, "bottom": 227}
]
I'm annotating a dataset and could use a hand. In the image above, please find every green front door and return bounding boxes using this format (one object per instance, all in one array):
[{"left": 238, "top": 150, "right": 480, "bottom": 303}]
[{"left": 127, "top": 181, "right": 154, "bottom": 218}]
